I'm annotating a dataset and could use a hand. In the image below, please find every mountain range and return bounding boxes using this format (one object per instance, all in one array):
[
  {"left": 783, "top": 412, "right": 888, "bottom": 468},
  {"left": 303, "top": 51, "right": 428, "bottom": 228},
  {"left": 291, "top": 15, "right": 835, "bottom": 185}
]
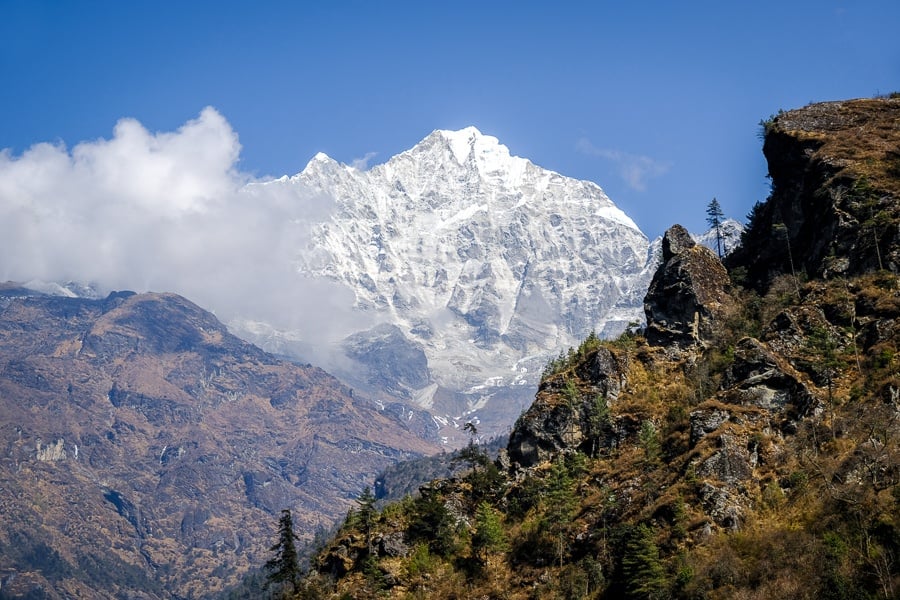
[
  {"left": 0, "top": 123, "right": 746, "bottom": 598},
  {"left": 294, "top": 96, "right": 900, "bottom": 600}
]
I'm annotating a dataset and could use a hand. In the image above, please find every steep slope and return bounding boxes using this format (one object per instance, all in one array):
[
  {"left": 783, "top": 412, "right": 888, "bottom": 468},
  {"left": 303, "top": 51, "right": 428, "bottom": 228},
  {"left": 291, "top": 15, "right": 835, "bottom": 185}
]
[
  {"left": 247, "top": 127, "right": 652, "bottom": 442},
  {"left": 0, "top": 288, "right": 437, "bottom": 599},
  {"left": 297, "top": 97, "right": 900, "bottom": 599}
]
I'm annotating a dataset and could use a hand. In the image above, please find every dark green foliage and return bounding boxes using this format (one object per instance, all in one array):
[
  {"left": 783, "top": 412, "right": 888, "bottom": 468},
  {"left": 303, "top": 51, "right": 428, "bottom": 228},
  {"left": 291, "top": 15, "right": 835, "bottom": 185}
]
[
  {"left": 408, "top": 493, "right": 462, "bottom": 557},
  {"left": 355, "top": 487, "right": 377, "bottom": 549},
  {"left": 0, "top": 530, "right": 165, "bottom": 597},
  {"left": 360, "top": 554, "right": 386, "bottom": 591},
  {"left": 374, "top": 435, "right": 507, "bottom": 502},
  {"left": 544, "top": 457, "right": 577, "bottom": 527},
  {"left": 221, "top": 569, "right": 269, "bottom": 600},
  {"left": 586, "top": 394, "right": 612, "bottom": 457},
  {"left": 620, "top": 524, "right": 668, "bottom": 600},
  {"left": 638, "top": 420, "right": 661, "bottom": 466},
  {"left": 265, "top": 509, "right": 301, "bottom": 595},
  {"left": 542, "top": 457, "right": 578, "bottom": 566},
  {"left": 70, "top": 550, "right": 165, "bottom": 596},
  {"left": 0, "top": 532, "right": 72, "bottom": 582},
  {"left": 740, "top": 200, "right": 766, "bottom": 250},
  {"left": 542, "top": 330, "right": 603, "bottom": 379},
  {"left": 453, "top": 441, "right": 492, "bottom": 473},
  {"left": 563, "top": 377, "right": 581, "bottom": 405},
  {"left": 465, "top": 455, "right": 506, "bottom": 503},
  {"left": 506, "top": 471, "right": 543, "bottom": 519}
]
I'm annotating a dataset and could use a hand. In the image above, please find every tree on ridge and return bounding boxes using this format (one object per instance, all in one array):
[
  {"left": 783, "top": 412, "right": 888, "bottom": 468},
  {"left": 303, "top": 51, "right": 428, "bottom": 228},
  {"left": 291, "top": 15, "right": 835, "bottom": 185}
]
[{"left": 706, "top": 197, "right": 725, "bottom": 258}]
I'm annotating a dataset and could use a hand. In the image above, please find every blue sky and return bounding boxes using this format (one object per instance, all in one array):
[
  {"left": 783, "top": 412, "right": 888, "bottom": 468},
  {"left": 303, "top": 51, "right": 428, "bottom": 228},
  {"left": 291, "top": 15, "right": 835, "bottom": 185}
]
[{"left": 1, "top": 0, "right": 898, "bottom": 239}]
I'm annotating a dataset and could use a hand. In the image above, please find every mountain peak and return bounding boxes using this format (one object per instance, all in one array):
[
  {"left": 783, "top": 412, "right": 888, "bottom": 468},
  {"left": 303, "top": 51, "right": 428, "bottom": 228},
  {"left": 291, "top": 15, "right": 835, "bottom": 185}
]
[
  {"left": 423, "top": 126, "right": 507, "bottom": 166},
  {"left": 305, "top": 151, "right": 336, "bottom": 168},
  {"left": 291, "top": 124, "right": 651, "bottom": 441}
]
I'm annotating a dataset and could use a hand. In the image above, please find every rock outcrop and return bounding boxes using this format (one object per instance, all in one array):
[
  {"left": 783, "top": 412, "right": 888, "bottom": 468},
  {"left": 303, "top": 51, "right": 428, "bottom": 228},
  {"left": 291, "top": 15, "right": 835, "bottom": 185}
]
[
  {"left": 727, "top": 97, "right": 900, "bottom": 291},
  {"left": 507, "top": 346, "right": 630, "bottom": 468},
  {"left": 644, "top": 224, "right": 735, "bottom": 349}
]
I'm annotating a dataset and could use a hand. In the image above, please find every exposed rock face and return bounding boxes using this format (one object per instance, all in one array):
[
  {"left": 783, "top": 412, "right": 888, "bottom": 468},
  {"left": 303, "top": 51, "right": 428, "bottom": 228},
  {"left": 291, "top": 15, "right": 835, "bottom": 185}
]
[
  {"left": 727, "top": 97, "right": 900, "bottom": 291},
  {"left": 0, "top": 288, "right": 438, "bottom": 598},
  {"left": 343, "top": 323, "right": 431, "bottom": 401},
  {"left": 721, "top": 337, "right": 820, "bottom": 418},
  {"left": 507, "top": 347, "right": 629, "bottom": 468},
  {"left": 644, "top": 224, "right": 734, "bottom": 349}
]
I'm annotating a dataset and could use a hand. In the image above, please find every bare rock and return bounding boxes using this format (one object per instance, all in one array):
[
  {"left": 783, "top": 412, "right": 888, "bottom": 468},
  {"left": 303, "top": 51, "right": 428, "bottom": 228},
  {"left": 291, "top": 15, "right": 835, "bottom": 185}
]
[
  {"left": 696, "top": 433, "right": 754, "bottom": 483},
  {"left": 507, "top": 347, "right": 628, "bottom": 468},
  {"left": 698, "top": 482, "right": 744, "bottom": 531},
  {"left": 644, "top": 225, "right": 735, "bottom": 349},
  {"left": 721, "top": 337, "right": 820, "bottom": 420}
]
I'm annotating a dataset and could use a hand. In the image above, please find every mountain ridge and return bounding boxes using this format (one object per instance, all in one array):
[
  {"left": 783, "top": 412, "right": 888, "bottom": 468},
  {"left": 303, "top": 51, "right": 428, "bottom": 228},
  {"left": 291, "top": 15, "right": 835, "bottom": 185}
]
[
  {"left": 0, "top": 287, "right": 438, "bottom": 598},
  {"left": 292, "top": 96, "right": 900, "bottom": 600}
]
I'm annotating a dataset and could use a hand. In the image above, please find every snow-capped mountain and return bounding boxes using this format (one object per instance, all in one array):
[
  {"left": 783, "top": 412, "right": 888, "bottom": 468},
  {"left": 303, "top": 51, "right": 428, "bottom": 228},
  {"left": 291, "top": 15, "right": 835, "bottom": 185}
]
[{"left": 241, "top": 127, "right": 653, "bottom": 441}]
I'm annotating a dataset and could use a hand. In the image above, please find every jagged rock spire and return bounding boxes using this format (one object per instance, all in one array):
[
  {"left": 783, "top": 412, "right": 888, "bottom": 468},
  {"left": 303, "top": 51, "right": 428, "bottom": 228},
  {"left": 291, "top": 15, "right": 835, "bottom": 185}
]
[{"left": 644, "top": 224, "right": 734, "bottom": 349}]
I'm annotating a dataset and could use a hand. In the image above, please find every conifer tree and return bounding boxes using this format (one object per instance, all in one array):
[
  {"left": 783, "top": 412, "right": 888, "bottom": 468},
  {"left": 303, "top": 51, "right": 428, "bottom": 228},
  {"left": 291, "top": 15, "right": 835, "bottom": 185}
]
[
  {"left": 620, "top": 523, "right": 668, "bottom": 599},
  {"left": 543, "top": 457, "right": 577, "bottom": 566},
  {"left": 706, "top": 197, "right": 726, "bottom": 258},
  {"left": 355, "top": 486, "right": 378, "bottom": 551},
  {"left": 472, "top": 501, "right": 507, "bottom": 562},
  {"left": 265, "top": 509, "right": 301, "bottom": 596}
]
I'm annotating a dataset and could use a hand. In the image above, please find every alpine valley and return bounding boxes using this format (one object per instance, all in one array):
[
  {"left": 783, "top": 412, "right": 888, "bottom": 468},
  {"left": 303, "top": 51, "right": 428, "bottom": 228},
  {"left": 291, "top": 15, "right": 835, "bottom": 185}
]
[{"left": 0, "top": 125, "right": 741, "bottom": 598}]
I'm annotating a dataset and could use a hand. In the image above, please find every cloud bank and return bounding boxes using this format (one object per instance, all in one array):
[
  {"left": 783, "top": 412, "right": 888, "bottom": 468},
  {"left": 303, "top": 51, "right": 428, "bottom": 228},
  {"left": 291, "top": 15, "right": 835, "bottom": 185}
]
[
  {"left": 575, "top": 137, "right": 671, "bottom": 191},
  {"left": 0, "top": 107, "right": 365, "bottom": 349}
]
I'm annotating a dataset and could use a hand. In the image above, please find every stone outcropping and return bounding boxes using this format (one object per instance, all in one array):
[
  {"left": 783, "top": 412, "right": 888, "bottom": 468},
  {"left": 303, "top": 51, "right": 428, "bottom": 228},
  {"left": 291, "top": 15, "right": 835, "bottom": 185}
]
[
  {"left": 644, "top": 224, "right": 735, "bottom": 349},
  {"left": 507, "top": 347, "right": 631, "bottom": 468},
  {"left": 727, "top": 97, "right": 900, "bottom": 291}
]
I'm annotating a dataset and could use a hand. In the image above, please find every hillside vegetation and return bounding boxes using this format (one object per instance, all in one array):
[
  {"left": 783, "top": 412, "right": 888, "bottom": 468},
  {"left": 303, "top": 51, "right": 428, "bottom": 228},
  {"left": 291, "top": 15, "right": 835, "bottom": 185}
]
[{"left": 274, "top": 97, "right": 900, "bottom": 599}]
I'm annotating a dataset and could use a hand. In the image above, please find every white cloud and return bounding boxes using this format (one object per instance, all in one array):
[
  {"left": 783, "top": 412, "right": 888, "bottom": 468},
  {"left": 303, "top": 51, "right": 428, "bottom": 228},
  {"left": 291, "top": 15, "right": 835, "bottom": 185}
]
[
  {"left": 350, "top": 151, "right": 378, "bottom": 170},
  {"left": 0, "top": 108, "right": 365, "bottom": 352},
  {"left": 575, "top": 137, "right": 671, "bottom": 191}
]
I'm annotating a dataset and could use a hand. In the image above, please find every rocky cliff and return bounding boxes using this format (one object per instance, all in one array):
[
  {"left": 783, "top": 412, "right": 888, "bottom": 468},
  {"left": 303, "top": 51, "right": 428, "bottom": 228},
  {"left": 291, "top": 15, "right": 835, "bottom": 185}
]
[
  {"left": 0, "top": 289, "right": 437, "bottom": 598},
  {"left": 728, "top": 96, "right": 900, "bottom": 290}
]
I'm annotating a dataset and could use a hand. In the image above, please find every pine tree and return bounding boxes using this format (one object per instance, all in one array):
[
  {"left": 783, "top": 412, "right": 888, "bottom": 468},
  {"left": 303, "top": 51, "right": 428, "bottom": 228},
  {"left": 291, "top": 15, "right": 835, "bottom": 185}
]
[
  {"left": 620, "top": 523, "right": 668, "bottom": 599},
  {"left": 706, "top": 197, "right": 726, "bottom": 258},
  {"left": 471, "top": 501, "right": 508, "bottom": 562},
  {"left": 638, "top": 420, "right": 660, "bottom": 466},
  {"left": 355, "top": 486, "right": 378, "bottom": 551},
  {"left": 543, "top": 457, "right": 577, "bottom": 566},
  {"left": 265, "top": 509, "right": 301, "bottom": 596}
]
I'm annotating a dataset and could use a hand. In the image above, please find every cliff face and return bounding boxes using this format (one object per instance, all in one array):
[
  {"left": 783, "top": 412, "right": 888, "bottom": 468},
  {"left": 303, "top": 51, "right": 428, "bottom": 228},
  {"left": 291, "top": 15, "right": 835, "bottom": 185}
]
[
  {"left": 728, "top": 96, "right": 900, "bottom": 290},
  {"left": 0, "top": 290, "right": 437, "bottom": 598}
]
